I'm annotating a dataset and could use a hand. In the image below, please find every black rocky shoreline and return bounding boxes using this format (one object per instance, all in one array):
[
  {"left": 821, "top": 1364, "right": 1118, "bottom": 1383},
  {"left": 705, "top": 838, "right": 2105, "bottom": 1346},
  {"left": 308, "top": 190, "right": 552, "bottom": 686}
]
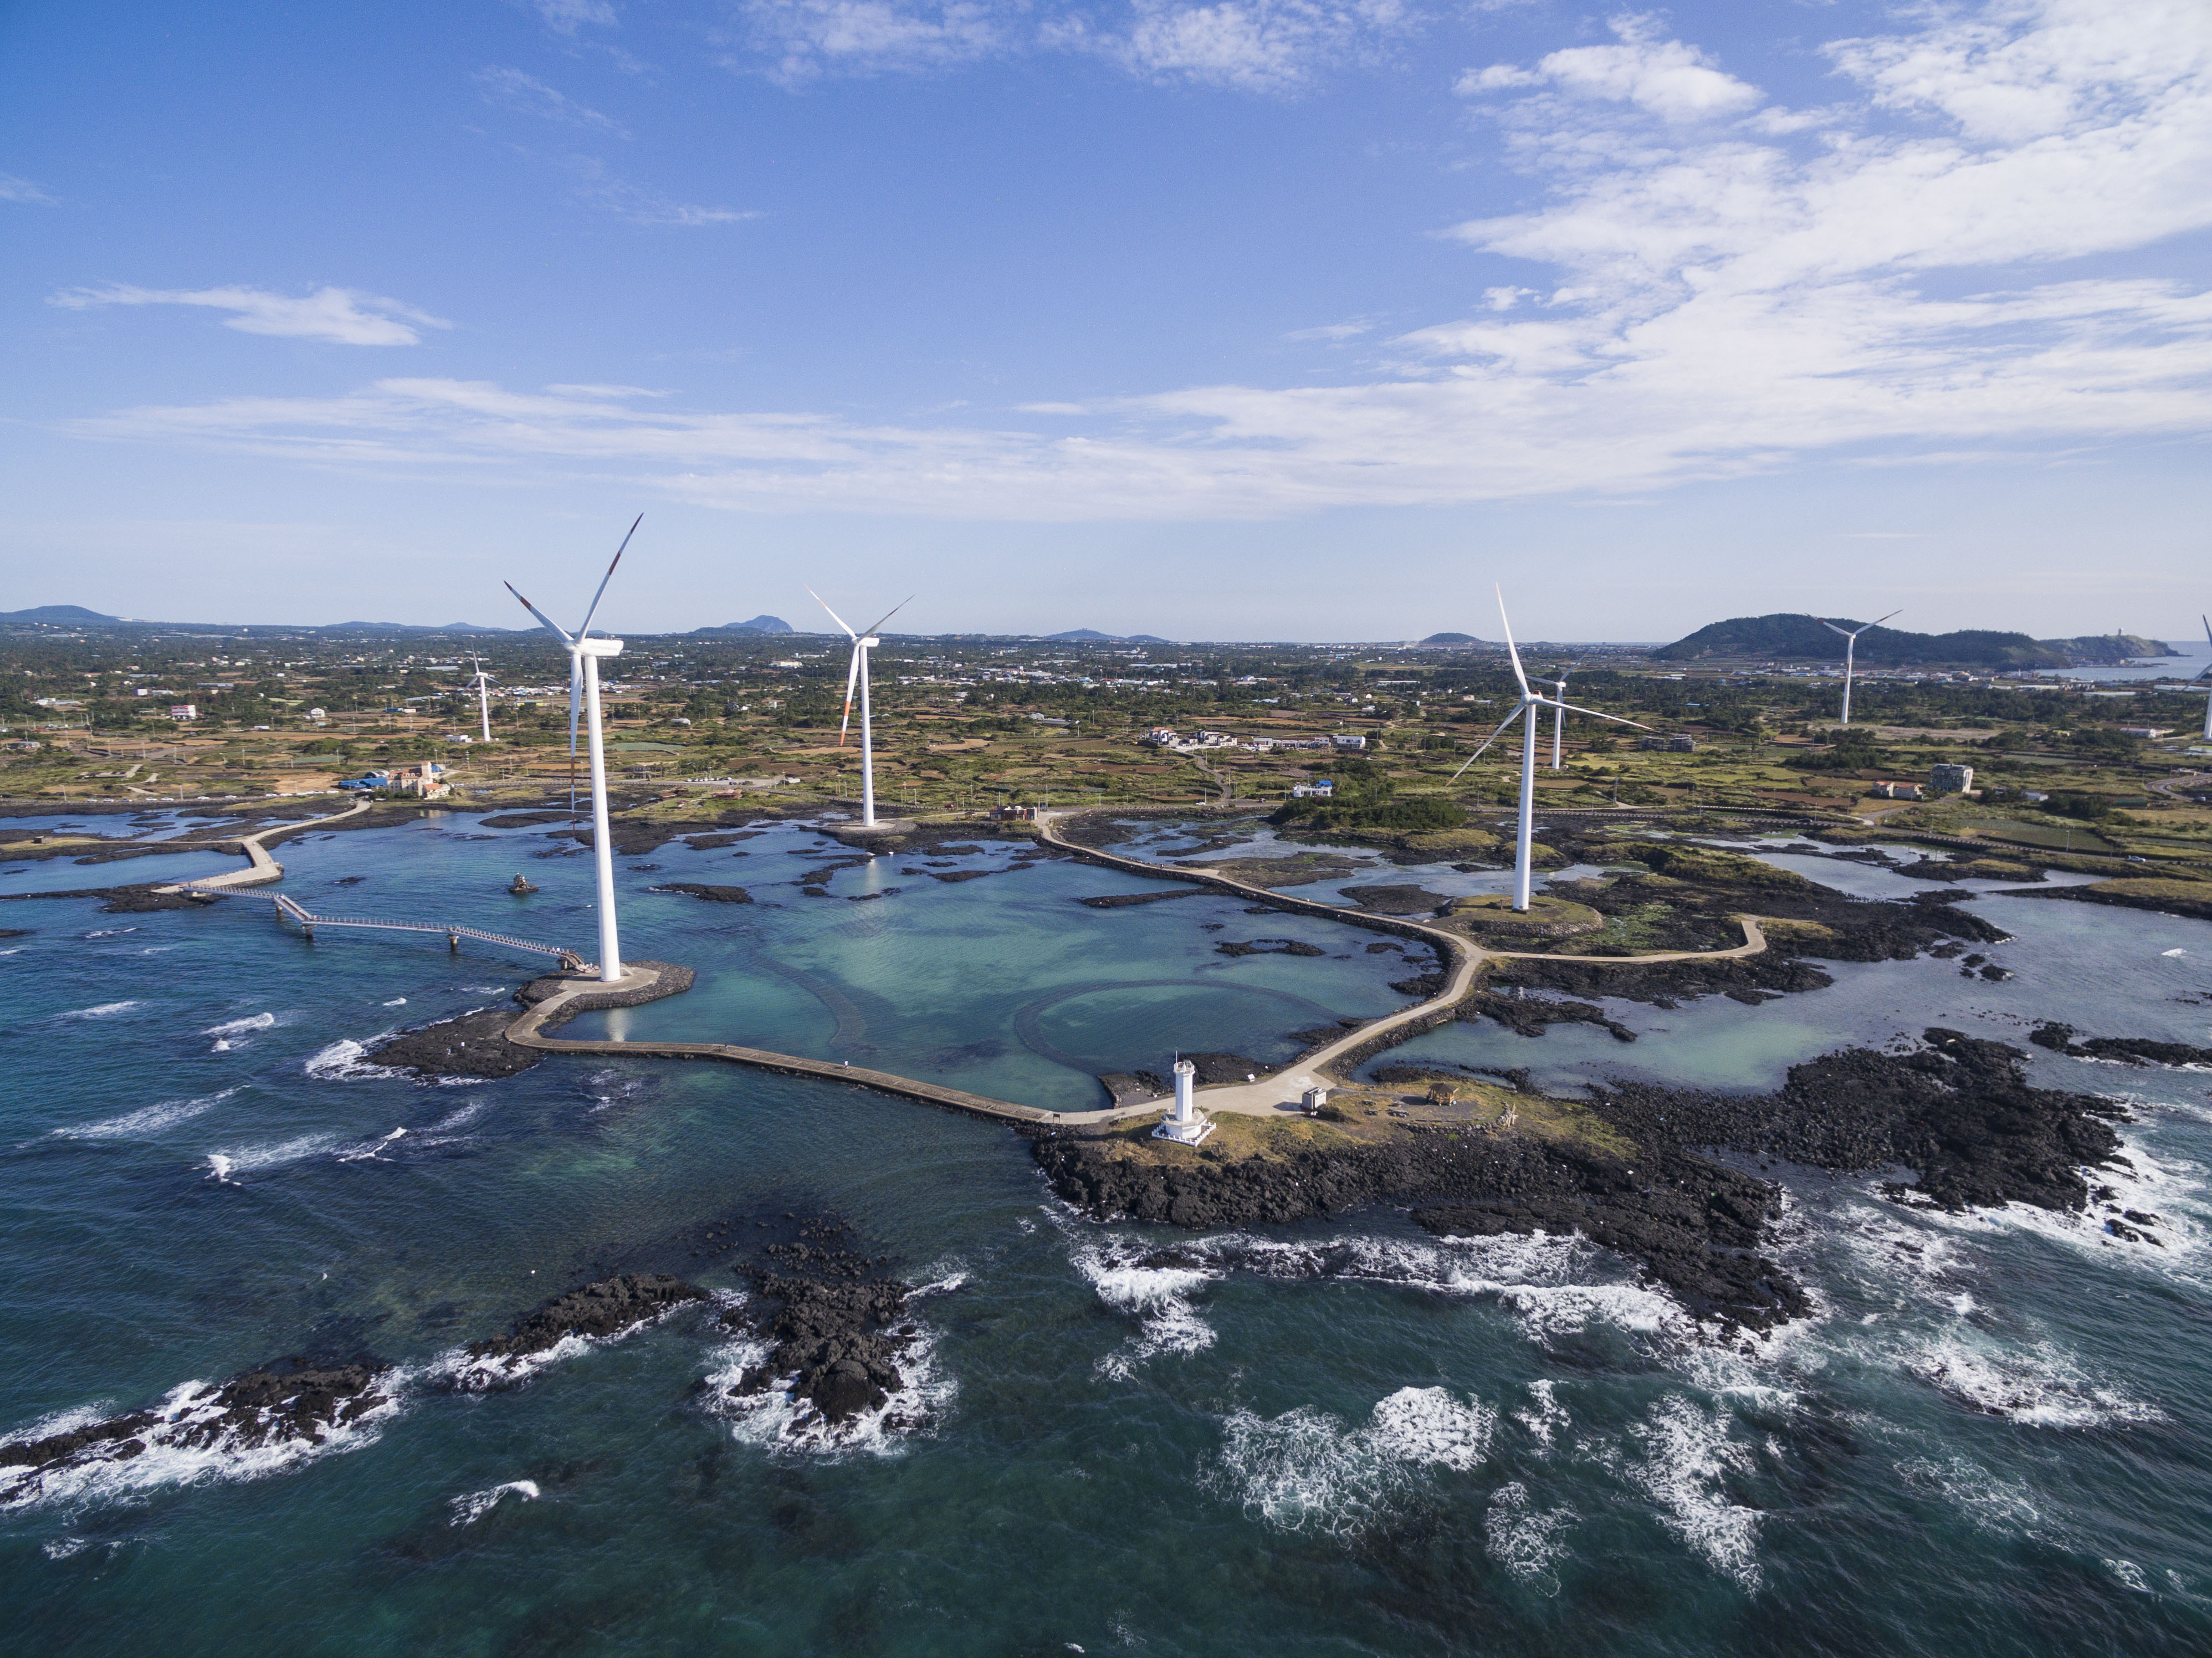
[{"left": 1032, "top": 1029, "right": 2141, "bottom": 1332}]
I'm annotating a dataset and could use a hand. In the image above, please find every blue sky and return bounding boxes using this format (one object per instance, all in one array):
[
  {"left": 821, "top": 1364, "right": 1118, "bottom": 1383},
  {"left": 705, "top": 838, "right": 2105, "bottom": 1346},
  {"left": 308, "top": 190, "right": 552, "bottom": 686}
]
[{"left": 3, "top": 0, "right": 2207, "bottom": 640}]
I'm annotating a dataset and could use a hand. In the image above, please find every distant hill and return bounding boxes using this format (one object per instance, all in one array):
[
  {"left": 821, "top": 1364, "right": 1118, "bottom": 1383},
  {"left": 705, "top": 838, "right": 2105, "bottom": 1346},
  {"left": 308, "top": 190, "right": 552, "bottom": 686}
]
[
  {"left": 0, "top": 604, "right": 122, "bottom": 624},
  {"left": 1656, "top": 614, "right": 2177, "bottom": 668},
  {"left": 321, "top": 621, "right": 511, "bottom": 635},
  {"left": 1047, "top": 629, "right": 1172, "bottom": 643},
  {"left": 1421, "top": 632, "right": 1483, "bottom": 646},
  {"left": 692, "top": 615, "right": 793, "bottom": 636}
]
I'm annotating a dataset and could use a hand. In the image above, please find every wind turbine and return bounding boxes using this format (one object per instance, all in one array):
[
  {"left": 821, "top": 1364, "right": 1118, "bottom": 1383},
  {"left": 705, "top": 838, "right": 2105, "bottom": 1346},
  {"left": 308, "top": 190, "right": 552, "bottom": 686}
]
[
  {"left": 1452, "top": 589, "right": 1647, "bottom": 912},
  {"left": 806, "top": 589, "right": 911, "bottom": 829},
  {"left": 503, "top": 514, "right": 642, "bottom": 984},
  {"left": 1815, "top": 610, "right": 1901, "bottom": 726},
  {"left": 1542, "top": 663, "right": 1580, "bottom": 769},
  {"left": 467, "top": 654, "right": 496, "bottom": 745},
  {"left": 2194, "top": 616, "right": 2212, "bottom": 741}
]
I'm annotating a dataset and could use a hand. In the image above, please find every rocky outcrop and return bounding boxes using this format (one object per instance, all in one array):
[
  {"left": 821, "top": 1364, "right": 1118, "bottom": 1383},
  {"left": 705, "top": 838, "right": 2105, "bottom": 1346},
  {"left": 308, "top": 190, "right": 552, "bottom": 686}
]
[
  {"left": 368, "top": 1006, "right": 544, "bottom": 1079},
  {"left": 1, "top": 1355, "right": 393, "bottom": 1500},
  {"left": 720, "top": 1237, "right": 918, "bottom": 1423},
  {"left": 648, "top": 882, "right": 754, "bottom": 903},
  {"left": 2029, "top": 1022, "right": 2212, "bottom": 1068},
  {"left": 1033, "top": 1030, "right": 2129, "bottom": 1331},
  {"left": 464, "top": 1274, "right": 705, "bottom": 1367}
]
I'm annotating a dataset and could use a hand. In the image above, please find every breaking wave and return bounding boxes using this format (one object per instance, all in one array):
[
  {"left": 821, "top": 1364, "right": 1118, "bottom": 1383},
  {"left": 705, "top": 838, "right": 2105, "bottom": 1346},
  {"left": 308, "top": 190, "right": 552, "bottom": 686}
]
[
  {"left": 1206, "top": 1386, "right": 1496, "bottom": 1537},
  {"left": 203, "top": 1011, "right": 277, "bottom": 1052},
  {"left": 1, "top": 1373, "right": 404, "bottom": 1513},
  {"left": 58, "top": 1001, "right": 141, "bottom": 1021},
  {"left": 1628, "top": 1395, "right": 1764, "bottom": 1589},
  {"left": 55, "top": 1087, "right": 242, "bottom": 1140},
  {"left": 449, "top": 1479, "right": 540, "bottom": 1526},
  {"left": 303, "top": 1036, "right": 404, "bottom": 1082},
  {"left": 1486, "top": 1480, "right": 1574, "bottom": 1592}
]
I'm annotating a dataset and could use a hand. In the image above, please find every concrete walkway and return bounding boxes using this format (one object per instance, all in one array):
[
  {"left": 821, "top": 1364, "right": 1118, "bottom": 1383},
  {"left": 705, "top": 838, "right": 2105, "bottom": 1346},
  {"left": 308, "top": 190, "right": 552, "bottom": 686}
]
[
  {"left": 1032, "top": 811, "right": 1768, "bottom": 1121},
  {"left": 505, "top": 964, "right": 1057, "bottom": 1125},
  {"left": 157, "top": 798, "right": 373, "bottom": 893}
]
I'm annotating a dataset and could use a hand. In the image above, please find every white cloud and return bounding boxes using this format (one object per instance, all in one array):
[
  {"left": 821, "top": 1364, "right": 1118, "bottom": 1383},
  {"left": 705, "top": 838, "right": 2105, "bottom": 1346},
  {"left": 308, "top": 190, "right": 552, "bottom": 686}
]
[
  {"left": 1061, "top": 0, "right": 1416, "bottom": 92},
  {"left": 728, "top": 0, "right": 1417, "bottom": 89},
  {"left": 527, "top": 0, "right": 618, "bottom": 35},
  {"left": 1458, "top": 12, "right": 1761, "bottom": 121},
  {"left": 475, "top": 67, "right": 627, "bottom": 134},
  {"left": 566, "top": 157, "right": 760, "bottom": 224},
  {"left": 57, "top": 2, "right": 2212, "bottom": 517},
  {"left": 1, "top": 171, "right": 54, "bottom": 204},
  {"left": 48, "top": 285, "right": 452, "bottom": 346},
  {"left": 732, "top": 0, "right": 1006, "bottom": 83}
]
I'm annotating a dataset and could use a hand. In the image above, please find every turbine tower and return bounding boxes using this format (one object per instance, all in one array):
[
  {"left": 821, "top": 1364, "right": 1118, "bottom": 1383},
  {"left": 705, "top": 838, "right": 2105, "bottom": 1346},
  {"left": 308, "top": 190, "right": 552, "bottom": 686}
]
[
  {"left": 806, "top": 589, "right": 911, "bottom": 829},
  {"left": 1816, "top": 610, "right": 1901, "bottom": 726},
  {"left": 1452, "top": 589, "right": 1647, "bottom": 912},
  {"left": 503, "top": 515, "right": 642, "bottom": 984},
  {"left": 467, "top": 654, "right": 496, "bottom": 745}
]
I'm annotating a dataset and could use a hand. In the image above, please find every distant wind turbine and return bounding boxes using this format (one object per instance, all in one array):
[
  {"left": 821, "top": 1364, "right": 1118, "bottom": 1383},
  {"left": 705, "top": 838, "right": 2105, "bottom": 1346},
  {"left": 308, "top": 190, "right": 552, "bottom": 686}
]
[
  {"left": 807, "top": 589, "right": 911, "bottom": 830},
  {"left": 1542, "top": 663, "right": 1580, "bottom": 769},
  {"left": 1815, "top": 610, "right": 1901, "bottom": 726},
  {"left": 2194, "top": 616, "right": 2212, "bottom": 741},
  {"left": 1453, "top": 589, "right": 1648, "bottom": 912},
  {"left": 503, "top": 514, "right": 642, "bottom": 984},
  {"left": 467, "top": 653, "right": 495, "bottom": 745}
]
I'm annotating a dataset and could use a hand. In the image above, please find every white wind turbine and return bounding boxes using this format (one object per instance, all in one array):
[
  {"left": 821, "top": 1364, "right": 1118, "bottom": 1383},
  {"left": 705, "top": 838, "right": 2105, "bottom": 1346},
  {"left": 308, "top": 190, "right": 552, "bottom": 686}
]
[
  {"left": 1452, "top": 589, "right": 1647, "bottom": 912},
  {"left": 467, "top": 653, "right": 496, "bottom": 745},
  {"left": 1815, "top": 609, "right": 1901, "bottom": 726},
  {"left": 806, "top": 588, "right": 912, "bottom": 829},
  {"left": 2191, "top": 616, "right": 2212, "bottom": 741},
  {"left": 1541, "top": 662, "right": 1581, "bottom": 769},
  {"left": 504, "top": 515, "right": 642, "bottom": 984}
]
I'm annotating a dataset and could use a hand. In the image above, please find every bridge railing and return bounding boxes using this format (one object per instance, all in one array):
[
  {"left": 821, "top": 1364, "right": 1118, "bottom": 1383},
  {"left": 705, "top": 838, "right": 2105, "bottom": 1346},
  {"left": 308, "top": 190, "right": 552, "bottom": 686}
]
[{"left": 181, "top": 880, "right": 583, "bottom": 965}]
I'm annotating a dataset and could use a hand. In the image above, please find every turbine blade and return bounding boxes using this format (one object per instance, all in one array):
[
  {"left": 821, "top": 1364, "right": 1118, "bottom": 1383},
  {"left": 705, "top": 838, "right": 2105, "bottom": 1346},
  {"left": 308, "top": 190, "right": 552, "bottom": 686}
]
[
  {"left": 1449, "top": 708, "right": 1525, "bottom": 780},
  {"left": 576, "top": 514, "right": 641, "bottom": 639},
  {"left": 807, "top": 586, "right": 857, "bottom": 639},
  {"left": 1817, "top": 618, "right": 1853, "bottom": 639},
  {"left": 1870, "top": 608, "right": 1902, "bottom": 630},
  {"left": 505, "top": 581, "right": 573, "bottom": 644},
  {"left": 1546, "top": 698, "right": 1650, "bottom": 730},
  {"left": 568, "top": 658, "right": 582, "bottom": 754},
  {"left": 1496, "top": 585, "right": 1529, "bottom": 695},
  {"left": 838, "top": 645, "right": 861, "bottom": 745},
  {"left": 862, "top": 595, "right": 914, "bottom": 638}
]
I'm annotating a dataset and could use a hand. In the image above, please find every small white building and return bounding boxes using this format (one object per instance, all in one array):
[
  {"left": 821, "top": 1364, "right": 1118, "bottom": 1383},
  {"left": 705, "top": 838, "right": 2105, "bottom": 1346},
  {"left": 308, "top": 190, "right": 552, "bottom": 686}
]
[
  {"left": 1291, "top": 779, "right": 1334, "bottom": 799},
  {"left": 1332, "top": 733, "right": 1367, "bottom": 749},
  {"left": 168, "top": 704, "right": 197, "bottom": 721},
  {"left": 1929, "top": 763, "right": 1975, "bottom": 795}
]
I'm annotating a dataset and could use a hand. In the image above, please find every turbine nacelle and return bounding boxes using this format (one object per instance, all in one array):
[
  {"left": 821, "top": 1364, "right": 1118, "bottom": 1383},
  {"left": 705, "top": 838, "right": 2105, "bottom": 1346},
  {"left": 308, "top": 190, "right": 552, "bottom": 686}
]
[{"left": 574, "top": 637, "right": 624, "bottom": 659}]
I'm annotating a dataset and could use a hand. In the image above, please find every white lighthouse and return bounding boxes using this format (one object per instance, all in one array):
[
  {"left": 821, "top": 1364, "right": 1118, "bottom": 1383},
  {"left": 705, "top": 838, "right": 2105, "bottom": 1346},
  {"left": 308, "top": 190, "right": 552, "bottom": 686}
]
[{"left": 1153, "top": 1057, "right": 1215, "bottom": 1145}]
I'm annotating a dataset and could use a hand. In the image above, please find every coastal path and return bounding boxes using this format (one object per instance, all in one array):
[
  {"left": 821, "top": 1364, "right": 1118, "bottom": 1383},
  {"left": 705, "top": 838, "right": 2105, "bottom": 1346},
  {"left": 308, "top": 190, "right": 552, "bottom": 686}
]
[
  {"left": 1033, "top": 811, "right": 1770, "bottom": 1122},
  {"left": 158, "top": 797, "right": 374, "bottom": 893},
  {"left": 504, "top": 964, "right": 1057, "bottom": 1127}
]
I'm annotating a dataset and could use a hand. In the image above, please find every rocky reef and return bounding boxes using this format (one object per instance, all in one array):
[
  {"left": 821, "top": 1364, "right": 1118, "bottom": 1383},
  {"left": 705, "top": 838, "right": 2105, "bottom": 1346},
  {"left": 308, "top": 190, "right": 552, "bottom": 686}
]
[{"left": 1033, "top": 1030, "right": 2131, "bottom": 1332}]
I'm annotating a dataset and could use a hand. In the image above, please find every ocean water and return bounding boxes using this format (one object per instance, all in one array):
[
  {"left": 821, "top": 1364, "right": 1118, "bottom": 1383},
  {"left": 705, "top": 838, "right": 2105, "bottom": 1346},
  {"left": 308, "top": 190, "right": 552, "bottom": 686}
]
[{"left": 2, "top": 812, "right": 2209, "bottom": 1656}]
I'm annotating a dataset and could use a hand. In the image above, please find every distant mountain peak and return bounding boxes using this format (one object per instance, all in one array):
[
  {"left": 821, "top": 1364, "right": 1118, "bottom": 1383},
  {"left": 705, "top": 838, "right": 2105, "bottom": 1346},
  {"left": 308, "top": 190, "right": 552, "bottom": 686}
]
[
  {"left": 693, "top": 614, "right": 793, "bottom": 636},
  {"left": 0, "top": 604, "right": 120, "bottom": 624}
]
